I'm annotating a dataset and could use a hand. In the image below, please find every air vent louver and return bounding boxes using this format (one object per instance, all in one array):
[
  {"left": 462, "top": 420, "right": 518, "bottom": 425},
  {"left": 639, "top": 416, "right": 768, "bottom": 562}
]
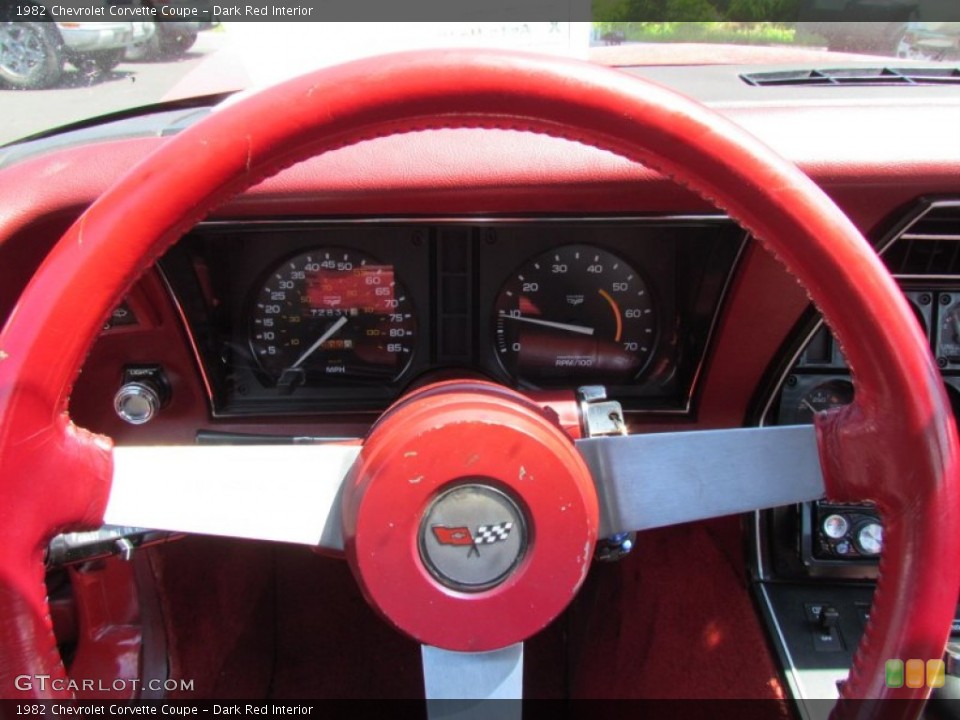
[
  {"left": 741, "top": 67, "right": 960, "bottom": 87},
  {"left": 882, "top": 202, "right": 960, "bottom": 276}
]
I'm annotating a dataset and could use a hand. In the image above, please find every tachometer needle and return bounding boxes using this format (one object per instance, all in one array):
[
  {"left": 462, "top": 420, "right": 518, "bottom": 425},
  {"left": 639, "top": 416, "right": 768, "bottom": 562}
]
[
  {"left": 503, "top": 314, "right": 595, "bottom": 336},
  {"left": 288, "top": 315, "right": 348, "bottom": 369}
]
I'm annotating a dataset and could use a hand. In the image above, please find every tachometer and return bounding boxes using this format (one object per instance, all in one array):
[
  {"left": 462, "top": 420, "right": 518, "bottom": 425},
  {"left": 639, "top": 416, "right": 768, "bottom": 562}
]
[
  {"left": 493, "top": 245, "right": 656, "bottom": 386},
  {"left": 250, "top": 249, "right": 416, "bottom": 388}
]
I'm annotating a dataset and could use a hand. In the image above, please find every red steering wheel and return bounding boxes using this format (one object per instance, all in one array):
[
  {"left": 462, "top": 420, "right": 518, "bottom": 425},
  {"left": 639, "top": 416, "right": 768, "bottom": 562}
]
[{"left": 1, "top": 50, "right": 958, "bottom": 712}]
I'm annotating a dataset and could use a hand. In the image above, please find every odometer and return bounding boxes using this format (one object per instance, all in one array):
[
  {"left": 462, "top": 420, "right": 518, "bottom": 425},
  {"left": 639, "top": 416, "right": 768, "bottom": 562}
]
[
  {"left": 250, "top": 249, "right": 416, "bottom": 387},
  {"left": 493, "top": 244, "right": 656, "bottom": 386}
]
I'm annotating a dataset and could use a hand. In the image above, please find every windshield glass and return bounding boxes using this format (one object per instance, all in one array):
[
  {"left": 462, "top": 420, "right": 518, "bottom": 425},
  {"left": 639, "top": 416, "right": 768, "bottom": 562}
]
[{"left": 2, "top": 16, "right": 959, "bottom": 146}]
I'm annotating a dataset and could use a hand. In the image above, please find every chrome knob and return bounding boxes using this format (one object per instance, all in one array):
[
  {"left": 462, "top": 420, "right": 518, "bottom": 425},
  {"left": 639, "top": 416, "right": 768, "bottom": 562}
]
[{"left": 114, "top": 381, "right": 161, "bottom": 425}]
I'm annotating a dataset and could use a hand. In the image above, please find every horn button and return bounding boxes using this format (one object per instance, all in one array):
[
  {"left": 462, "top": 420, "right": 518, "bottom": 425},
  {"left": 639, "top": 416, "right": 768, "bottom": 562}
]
[
  {"left": 419, "top": 483, "right": 528, "bottom": 592},
  {"left": 341, "top": 381, "right": 599, "bottom": 652}
]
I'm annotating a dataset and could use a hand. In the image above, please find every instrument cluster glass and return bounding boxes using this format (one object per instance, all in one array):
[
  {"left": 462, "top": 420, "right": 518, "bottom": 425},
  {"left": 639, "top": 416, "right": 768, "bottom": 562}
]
[
  {"left": 249, "top": 249, "right": 416, "bottom": 389},
  {"left": 159, "top": 220, "right": 744, "bottom": 416},
  {"left": 492, "top": 244, "right": 657, "bottom": 386}
]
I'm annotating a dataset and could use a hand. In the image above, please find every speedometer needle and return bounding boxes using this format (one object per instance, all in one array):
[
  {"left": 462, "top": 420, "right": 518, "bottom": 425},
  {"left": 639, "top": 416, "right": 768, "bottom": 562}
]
[
  {"left": 503, "top": 314, "right": 595, "bottom": 336},
  {"left": 289, "top": 315, "right": 348, "bottom": 370}
]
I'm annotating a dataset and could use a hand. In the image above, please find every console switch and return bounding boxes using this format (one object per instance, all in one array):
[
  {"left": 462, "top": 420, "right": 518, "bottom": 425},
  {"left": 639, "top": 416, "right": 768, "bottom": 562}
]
[
  {"left": 805, "top": 602, "right": 845, "bottom": 652},
  {"left": 818, "top": 605, "right": 840, "bottom": 631}
]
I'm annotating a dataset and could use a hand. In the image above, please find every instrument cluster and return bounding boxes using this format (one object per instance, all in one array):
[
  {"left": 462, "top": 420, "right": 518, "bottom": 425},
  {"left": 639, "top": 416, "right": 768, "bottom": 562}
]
[{"left": 158, "top": 219, "right": 744, "bottom": 416}]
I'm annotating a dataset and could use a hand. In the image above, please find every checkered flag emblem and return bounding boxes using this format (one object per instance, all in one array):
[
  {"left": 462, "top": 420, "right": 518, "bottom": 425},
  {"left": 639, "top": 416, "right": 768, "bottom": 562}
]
[
  {"left": 473, "top": 522, "right": 513, "bottom": 545},
  {"left": 432, "top": 522, "right": 513, "bottom": 557}
]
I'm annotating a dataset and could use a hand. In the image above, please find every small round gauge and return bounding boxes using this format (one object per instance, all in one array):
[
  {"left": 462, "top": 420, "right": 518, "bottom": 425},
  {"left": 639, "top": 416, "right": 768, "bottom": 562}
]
[
  {"left": 795, "top": 379, "right": 854, "bottom": 424},
  {"left": 249, "top": 249, "right": 416, "bottom": 386},
  {"left": 493, "top": 245, "right": 656, "bottom": 386},
  {"left": 855, "top": 522, "right": 883, "bottom": 556},
  {"left": 822, "top": 514, "right": 849, "bottom": 540}
]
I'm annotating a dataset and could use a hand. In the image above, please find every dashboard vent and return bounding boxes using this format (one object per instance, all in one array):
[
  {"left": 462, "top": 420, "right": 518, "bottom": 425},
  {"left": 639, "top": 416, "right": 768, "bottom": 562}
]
[
  {"left": 882, "top": 201, "right": 960, "bottom": 276},
  {"left": 741, "top": 67, "right": 960, "bottom": 87}
]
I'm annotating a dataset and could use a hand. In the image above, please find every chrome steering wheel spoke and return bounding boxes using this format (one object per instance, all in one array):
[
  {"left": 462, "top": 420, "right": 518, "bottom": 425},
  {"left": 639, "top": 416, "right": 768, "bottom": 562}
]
[
  {"left": 104, "top": 444, "right": 359, "bottom": 549},
  {"left": 102, "top": 424, "right": 825, "bottom": 554},
  {"left": 576, "top": 424, "right": 826, "bottom": 535},
  {"left": 422, "top": 643, "right": 523, "bottom": 720}
]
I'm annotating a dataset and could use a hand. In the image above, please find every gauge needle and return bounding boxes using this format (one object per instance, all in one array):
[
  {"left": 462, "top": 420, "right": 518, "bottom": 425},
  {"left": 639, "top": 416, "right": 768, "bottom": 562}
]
[
  {"left": 288, "top": 315, "right": 348, "bottom": 370},
  {"left": 503, "top": 313, "right": 594, "bottom": 336}
]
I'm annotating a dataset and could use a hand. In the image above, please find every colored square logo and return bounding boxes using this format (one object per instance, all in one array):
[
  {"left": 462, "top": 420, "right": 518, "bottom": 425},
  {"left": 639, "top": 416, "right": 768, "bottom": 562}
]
[
  {"left": 885, "top": 659, "right": 904, "bottom": 688},
  {"left": 928, "top": 660, "right": 946, "bottom": 689},
  {"left": 906, "top": 659, "right": 925, "bottom": 689}
]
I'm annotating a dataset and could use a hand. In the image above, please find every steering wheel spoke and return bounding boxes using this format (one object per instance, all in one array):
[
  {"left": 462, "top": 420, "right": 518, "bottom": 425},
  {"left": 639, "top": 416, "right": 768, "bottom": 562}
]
[
  {"left": 103, "top": 444, "right": 359, "bottom": 549},
  {"left": 422, "top": 643, "right": 523, "bottom": 720},
  {"left": 577, "top": 424, "right": 826, "bottom": 535}
]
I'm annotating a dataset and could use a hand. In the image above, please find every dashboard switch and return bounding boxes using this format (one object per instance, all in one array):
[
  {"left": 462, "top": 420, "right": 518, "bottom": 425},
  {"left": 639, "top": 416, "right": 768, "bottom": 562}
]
[
  {"left": 114, "top": 365, "right": 170, "bottom": 425},
  {"left": 818, "top": 605, "right": 840, "bottom": 631}
]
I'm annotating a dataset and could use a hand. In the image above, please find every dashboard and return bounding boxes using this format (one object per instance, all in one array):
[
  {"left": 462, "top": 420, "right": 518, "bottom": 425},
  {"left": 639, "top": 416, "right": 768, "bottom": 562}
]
[{"left": 158, "top": 218, "right": 743, "bottom": 417}]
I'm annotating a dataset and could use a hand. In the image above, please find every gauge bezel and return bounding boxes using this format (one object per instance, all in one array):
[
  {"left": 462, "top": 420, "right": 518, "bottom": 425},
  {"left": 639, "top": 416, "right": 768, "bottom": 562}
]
[
  {"left": 822, "top": 513, "right": 850, "bottom": 540},
  {"left": 854, "top": 522, "right": 884, "bottom": 556},
  {"left": 246, "top": 246, "right": 419, "bottom": 388},
  {"left": 490, "top": 242, "right": 660, "bottom": 388}
]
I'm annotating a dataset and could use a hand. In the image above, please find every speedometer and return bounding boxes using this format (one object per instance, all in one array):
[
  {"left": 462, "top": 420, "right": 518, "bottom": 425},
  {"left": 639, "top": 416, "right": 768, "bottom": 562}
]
[
  {"left": 250, "top": 249, "right": 416, "bottom": 388},
  {"left": 493, "top": 245, "right": 656, "bottom": 386}
]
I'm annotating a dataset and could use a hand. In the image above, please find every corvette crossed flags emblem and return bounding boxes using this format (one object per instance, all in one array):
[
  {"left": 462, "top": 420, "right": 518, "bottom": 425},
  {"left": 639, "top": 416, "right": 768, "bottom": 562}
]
[{"left": 432, "top": 522, "right": 514, "bottom": 557}]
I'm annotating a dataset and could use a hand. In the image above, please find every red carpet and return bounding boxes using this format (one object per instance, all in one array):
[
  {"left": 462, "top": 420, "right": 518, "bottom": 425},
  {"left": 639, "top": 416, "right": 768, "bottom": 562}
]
[{"left": 140, "top": 516, "right": 789, "bottom": 706}]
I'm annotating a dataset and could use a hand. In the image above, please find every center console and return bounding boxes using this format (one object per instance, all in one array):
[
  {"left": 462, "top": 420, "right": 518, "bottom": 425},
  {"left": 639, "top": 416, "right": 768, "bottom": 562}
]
[{"left": 750, "top": 199, "right": 960, "bottom": 717}]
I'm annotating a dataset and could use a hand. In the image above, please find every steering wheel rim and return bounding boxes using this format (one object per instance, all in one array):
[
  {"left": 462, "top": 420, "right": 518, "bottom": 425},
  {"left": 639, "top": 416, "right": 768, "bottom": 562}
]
[{"left": 0, "top": 49, "right": 957, "bottom": 705}]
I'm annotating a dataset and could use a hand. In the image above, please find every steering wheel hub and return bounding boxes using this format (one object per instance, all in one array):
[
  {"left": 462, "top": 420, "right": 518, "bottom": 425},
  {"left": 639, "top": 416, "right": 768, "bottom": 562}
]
[{"left": 340, "top": 380, "right": 599, "bottom": 652}]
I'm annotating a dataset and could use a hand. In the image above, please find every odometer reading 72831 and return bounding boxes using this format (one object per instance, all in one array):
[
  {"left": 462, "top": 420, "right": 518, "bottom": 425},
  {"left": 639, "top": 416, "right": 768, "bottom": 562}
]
[
  {"left": 250, "top": 249, "right": 416, "bottom": 389},
  {"left": 493, "top": 244, "right": 657, "bottom": 386}
]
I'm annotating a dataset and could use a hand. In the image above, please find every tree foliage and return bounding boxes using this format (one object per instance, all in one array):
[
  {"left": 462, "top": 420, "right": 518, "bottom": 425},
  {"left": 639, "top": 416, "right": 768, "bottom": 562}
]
[
  {"left": 726, "top": 0, "right": 800, "bottom": 21},
  {"left": 596, "top": 0, "right": 801, "bottom": 21}
]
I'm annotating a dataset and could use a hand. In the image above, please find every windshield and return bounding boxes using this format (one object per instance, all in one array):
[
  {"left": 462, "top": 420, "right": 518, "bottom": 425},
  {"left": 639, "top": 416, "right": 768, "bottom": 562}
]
[{"left": 2, "top": 16, "right": 959, "bottom": 146}]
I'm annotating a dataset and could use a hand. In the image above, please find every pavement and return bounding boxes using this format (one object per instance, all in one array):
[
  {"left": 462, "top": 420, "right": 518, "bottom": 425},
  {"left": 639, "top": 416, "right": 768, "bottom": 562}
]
[
  {"left": 2, "top": 22, "right": 598, "bottom": 146},
  {"left": 1, "top": 30, "right": 226, "bottom": 146}
]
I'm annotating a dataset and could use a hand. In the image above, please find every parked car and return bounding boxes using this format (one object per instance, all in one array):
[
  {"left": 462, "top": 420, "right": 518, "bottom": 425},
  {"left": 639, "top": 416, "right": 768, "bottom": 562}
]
[
  {"left": 124, "top": 1, "right": 215, "bottom": 60},
  {"left": 798, "top": 0, "right": 960, "bottom": 52},
  {"left": 0, "top": 20, "right": 149, "bottom": 89},
  {"left": 2, "top": 20, "right": 960, "bottom": 715},
  {"left": 897, "top": 21, "right": 960, "bottom": 60}
]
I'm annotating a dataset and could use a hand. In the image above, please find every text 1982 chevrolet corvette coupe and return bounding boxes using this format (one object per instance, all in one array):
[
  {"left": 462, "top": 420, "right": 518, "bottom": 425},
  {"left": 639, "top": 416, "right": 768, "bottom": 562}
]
[{"left": 1, "top": 21, "right": 959, "bottom": 720}]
